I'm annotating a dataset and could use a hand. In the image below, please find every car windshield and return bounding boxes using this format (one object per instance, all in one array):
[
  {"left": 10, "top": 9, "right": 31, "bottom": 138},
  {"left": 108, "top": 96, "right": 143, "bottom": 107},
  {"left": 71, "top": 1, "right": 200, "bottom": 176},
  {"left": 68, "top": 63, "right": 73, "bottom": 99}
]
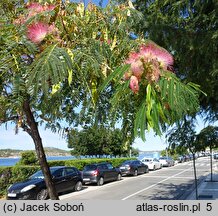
[
  {"left": 30, "top": 170, "right": 44, "bottom": 179},
  {"left": 29, "top": 168, "right": 59, "bottom": 179},
  {"left": 159, "top": 157, "right": 167, "bottom": 160},
  {"left": 121, "top": 161, "right": 133, "bottom": 165},
  {"left": 83, "top": 165, "right": 97, "bottom": 171},
  {"left": 142, "top": 159, "right": 151, "bottom": 162}
]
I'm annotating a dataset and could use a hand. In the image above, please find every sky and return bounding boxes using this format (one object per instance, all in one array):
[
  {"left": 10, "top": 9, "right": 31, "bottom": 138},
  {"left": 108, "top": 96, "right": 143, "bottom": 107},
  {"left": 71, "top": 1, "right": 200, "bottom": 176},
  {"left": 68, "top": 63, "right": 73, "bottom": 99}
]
[{"left": 0, "top": 115, "right": 217, "bottom": 152}]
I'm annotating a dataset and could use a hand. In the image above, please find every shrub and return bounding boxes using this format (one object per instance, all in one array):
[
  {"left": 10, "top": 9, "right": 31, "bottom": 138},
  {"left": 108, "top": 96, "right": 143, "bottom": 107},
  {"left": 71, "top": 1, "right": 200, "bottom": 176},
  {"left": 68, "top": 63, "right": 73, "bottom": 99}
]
[
  {"left": 47, "top": 160, "right": 67, "bottom": 167},
  {"left": 0, "top": 166, "right": 40, "bottom": 198},
  {"left": 17, "top": 150, "right": 38, "bottom": 166},
  {"left": 10, "top": 165, "right": 40, "bottom": 183},
  {"left": 0, "top": 167, "right": 12, "bottom": 198}
]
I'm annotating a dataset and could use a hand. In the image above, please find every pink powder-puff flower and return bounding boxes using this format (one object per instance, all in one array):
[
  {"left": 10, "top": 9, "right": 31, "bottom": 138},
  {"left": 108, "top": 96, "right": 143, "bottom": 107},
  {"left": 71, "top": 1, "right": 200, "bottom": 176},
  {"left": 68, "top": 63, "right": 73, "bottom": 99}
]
[
  {"left": 26, "top": 2, "right": 44, "bottom": 14},
  {"left": 139, "top": 43, "right": 174, "bottom": 71},
  {"left": 125, "top": 52, "right": 140, "bottom": 64},
  {"left": 27, "top": 22, "right": 50, "bottom": 44},
  {"left": 131, "top": 60, "right": 144, "bottom": 80},
  {"left": 145, "top": 59, "right": 161, "bottom": 83},
  {"left": 26, "top": 2, "right": 55, "bottom": 19},
  {"left": 129, "top": 75, "right": 139, "bottom": 93}
]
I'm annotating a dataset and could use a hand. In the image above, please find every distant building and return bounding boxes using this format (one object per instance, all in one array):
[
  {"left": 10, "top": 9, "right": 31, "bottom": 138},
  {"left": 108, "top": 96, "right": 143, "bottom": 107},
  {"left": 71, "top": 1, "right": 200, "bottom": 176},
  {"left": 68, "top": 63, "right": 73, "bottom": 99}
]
[{"left": 138, "top": 151, "right": 161, "bottom": 160}]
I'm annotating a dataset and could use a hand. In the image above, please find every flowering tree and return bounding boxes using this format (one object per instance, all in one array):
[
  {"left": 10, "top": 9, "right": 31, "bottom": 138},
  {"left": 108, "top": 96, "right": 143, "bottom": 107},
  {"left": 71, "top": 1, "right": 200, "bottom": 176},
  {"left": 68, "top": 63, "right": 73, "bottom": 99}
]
[{"left": 0, "top": 0, "right": 201, "bottom": 199}]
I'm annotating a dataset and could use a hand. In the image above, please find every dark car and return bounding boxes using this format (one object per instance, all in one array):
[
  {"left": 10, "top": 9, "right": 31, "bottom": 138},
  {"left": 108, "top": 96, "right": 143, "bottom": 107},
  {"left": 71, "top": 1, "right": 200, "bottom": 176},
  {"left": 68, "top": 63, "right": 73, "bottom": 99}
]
[
  {"left": 177, "top": 155, "right": 185, "bottom": 163},
  {"left": 214, "top": 154, "right": 218, "bottom": 160},
  {"left": 7, "top": 166, "right": 83, "bottom": 200},
  {"left": 82, "top": 162, "right": 121, "bottom": 186},
  {"left": 118, "top": 160, "right": 149, "bottom": 176}
]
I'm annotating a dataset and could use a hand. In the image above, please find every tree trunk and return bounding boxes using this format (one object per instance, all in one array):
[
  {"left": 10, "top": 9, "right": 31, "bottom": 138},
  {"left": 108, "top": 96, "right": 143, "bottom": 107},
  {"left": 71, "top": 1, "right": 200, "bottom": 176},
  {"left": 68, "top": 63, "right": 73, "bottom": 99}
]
[
  {"left": 192, "top": 153, "right": 198, "bottom": 200},
  {"left": 23, "top": 100, "right": 59, "bottom": 200},
  {"left": 210, "top": 145, "right": 213, "bottom": 182}
]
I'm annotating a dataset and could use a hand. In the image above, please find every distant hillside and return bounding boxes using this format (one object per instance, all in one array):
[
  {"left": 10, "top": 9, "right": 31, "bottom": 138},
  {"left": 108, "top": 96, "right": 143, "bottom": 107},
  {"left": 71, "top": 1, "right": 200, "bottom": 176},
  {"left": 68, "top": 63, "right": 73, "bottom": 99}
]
[
  {"left": 0, "top": 147, "right": 71, "bottom": 158},
  {"left": 44, "top": 147, "right": 71, "bottom": 156},
  {"left": 0, "top": 149, "right": 22, "bottom": 158}
]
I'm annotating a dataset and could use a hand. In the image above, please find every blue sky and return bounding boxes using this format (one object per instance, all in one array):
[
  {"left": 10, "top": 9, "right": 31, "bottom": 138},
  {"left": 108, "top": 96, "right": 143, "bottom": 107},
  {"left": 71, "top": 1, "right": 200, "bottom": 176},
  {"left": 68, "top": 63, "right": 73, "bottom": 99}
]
[{"left": 0, "top": 115, "right": 217, "bottom": 151}]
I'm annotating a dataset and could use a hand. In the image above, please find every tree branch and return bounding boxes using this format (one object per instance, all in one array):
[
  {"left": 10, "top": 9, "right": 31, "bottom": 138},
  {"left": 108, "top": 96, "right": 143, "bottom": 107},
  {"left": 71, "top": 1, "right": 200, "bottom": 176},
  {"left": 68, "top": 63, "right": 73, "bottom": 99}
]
[{"left": 0, "top": 115, "right": 18, "bottom": 124}]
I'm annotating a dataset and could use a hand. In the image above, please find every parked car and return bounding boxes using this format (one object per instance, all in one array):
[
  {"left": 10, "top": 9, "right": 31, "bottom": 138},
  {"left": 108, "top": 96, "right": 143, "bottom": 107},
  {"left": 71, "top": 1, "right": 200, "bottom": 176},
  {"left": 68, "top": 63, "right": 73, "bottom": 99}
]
[
  {"left": 141, "top": 157, "right": 162, "bottom": 170},
  {"left": 7, "top": 166, "right": 83, "bottom": 200},
  {"left": 159, "top": 156, "right": 174, "bottom": 167},
  {"left": 214, "top": 153, "right": 218, "bottom": 160},
  {"left": 118, "top": 160, "right": 149, "bottom": 176},
  {"left": 177, "top": 155, "right": 185, "bottom": 163},
  {"left": 82, "top": 162, "right": 121, "bottom": 186},
  {"left": 183, "top": 154, "right": 191, "bottom": 162}
]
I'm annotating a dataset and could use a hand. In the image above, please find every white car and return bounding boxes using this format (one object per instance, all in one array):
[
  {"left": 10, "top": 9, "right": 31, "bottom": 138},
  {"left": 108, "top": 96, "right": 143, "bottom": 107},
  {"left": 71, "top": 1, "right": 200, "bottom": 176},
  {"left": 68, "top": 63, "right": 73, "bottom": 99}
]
[
  {"left": 159, "top": 156, "right": 174, "bottom": 167},
  {"left": 141, "top": 158, "right": 162, "bottom": 170}
]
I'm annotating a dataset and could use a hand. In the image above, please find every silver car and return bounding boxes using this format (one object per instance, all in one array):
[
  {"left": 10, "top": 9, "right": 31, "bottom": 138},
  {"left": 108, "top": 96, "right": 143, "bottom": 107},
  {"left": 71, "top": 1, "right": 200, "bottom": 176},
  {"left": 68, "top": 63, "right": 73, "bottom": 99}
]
[
  {"left": 141, "top": 158, "right": 162, "bottom": 170},
  {"left": 159, "top": 156, "right": 174, "bottom": 167}
]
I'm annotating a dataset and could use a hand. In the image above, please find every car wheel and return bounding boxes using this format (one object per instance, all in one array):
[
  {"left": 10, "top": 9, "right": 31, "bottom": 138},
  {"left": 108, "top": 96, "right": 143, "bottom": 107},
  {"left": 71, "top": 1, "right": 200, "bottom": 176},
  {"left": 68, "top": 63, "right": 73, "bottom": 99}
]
[
  {"left": 36, "top": 189, "right": 48, "bottom": 200},
  {"left": 75, "top": 181, "right": 82, "bottom": 191},
  {"left": 97, "top": 177, "right": 104, "bottom": 186},
  {"left": 133, "top": 169, "right": 138, "bottom": 176},
  {"left": 117, "top": 173, "right": 122, "bottom": 181},
  {"left": 153, "top": 166, "right": 156, "bottom": 171}
]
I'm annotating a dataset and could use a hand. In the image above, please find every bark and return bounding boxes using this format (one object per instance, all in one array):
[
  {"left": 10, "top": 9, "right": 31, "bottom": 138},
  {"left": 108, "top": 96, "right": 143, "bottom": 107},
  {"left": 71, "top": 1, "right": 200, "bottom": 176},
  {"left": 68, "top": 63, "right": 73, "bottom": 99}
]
[
  {"left": 23, "top": 100, "right": 59, "bottom": 200},
  {"left": 192, "top": 153, "right": 198, "bottom": 200},
  {"left": 210, "top": 145, "right": 213, "bottom": 182}
]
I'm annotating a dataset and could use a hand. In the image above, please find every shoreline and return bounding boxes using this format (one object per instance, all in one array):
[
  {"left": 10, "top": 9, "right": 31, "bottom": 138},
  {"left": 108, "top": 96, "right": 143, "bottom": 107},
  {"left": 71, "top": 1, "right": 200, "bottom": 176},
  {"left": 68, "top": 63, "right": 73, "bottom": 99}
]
[{"left": 0, "top": 154, "right": 71, "bottom": 159}]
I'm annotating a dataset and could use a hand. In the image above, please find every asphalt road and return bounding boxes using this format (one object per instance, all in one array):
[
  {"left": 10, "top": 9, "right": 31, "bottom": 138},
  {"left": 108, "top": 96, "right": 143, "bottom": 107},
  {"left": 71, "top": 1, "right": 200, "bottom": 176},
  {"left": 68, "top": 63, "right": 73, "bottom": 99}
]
[{"left": 60, "top": 157, "right": 217, "bottom": 200}]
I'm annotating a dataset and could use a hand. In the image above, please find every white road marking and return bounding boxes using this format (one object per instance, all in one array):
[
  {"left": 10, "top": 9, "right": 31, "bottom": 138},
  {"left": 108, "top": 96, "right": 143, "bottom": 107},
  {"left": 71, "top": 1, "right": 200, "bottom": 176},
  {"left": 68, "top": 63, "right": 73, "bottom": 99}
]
[
  {"left": 143, "top": 175, "right": 194, "bottom": 179},
  {"left": 121, "top": 167, "right": 193, "bottom": 200}
]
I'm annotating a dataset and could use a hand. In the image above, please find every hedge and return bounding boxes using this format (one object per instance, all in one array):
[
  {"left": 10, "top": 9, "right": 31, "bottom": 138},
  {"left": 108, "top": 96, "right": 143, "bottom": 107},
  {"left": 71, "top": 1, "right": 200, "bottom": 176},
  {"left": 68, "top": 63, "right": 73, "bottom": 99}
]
[
  {"left": 0, "top": 157, "right": 136, "bottom": 198},
  {"left": 0, "top": 166, "right": 40, "bottom": 198}
]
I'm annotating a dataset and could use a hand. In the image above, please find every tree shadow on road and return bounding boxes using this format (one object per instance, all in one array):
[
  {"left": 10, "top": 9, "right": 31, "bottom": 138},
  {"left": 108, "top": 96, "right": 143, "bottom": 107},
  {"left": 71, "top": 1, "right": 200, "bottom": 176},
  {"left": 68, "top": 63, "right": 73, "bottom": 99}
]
[{"left": 136, "top": 180, "right": 196, "bottom": 200}]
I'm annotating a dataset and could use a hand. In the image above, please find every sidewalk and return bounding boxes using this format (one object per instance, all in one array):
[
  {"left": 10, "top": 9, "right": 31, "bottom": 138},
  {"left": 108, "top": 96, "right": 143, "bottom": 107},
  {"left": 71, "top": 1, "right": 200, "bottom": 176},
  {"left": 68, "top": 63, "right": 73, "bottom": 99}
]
[{"left": 187, "top": 173, "right": 218, "bottom": 200}]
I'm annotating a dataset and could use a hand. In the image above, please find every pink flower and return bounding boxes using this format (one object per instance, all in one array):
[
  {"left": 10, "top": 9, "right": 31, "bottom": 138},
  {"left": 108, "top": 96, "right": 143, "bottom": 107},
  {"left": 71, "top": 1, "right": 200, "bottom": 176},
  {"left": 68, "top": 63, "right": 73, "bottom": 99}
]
[
  {"left": 139, "top": 43, "right": 174, "bottom": 70},
  {"left": 145, "top": 59, "right": 161, "bottom": 83},
  {"left": 131, "top": 60, "right": 144, "bottom": 80},
  {"left": 129, "top": 76, "right": 139, "bottom": 93},
  {"left": 125, "top": 52, "right": 143, "bottom": 80},
  {"left": 27, "top": 22, "right": 50, "bottom": 44},
  {"left": 27, "top": 2, "right": 44, "bottom": 11},
  {"left": 26, "top": 2, "right": 55, "bottom": 19},
  {"left": 125, "top": 52, "right": 140, "bottom": 64}
]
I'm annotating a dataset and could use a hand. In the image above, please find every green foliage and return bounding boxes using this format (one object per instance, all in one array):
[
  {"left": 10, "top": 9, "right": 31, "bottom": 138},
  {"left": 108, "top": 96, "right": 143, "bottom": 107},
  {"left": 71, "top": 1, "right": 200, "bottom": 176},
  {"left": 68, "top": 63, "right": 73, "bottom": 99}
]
[
  {"left": 17, "top": 150, "right": 38, "bottom": 166},
  {"left": 0, "top": 2, "right": 203, "bottom": 198},
  {"left": 67, "top": 126, "right": 132, "bottom": 157},
  {"left": 10, "top": 165, "right": 40, "bottom": 184},
  {"left": 131, "top": 0, "right": 218, "bottom": 120},
  {"left": 27, "top": 45, "right": 73, "bottom": 97},
  {"left": 0, "top": 167, "right": 12, "bottom": 197},
  {"left": 196, "top": 126, "right": 218, "bottom": 149},
  {"left": 105, "top": 70, "right": 202, "bottom": 141},
  {"left": 167, "top": 117, "right": 197, "bottom": 153},
  {"left": 167, "top": 119, "right": 218, "bottom": 153},
  {"left": 0, "top": 166, "right": 40, "bottom": 198}
]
